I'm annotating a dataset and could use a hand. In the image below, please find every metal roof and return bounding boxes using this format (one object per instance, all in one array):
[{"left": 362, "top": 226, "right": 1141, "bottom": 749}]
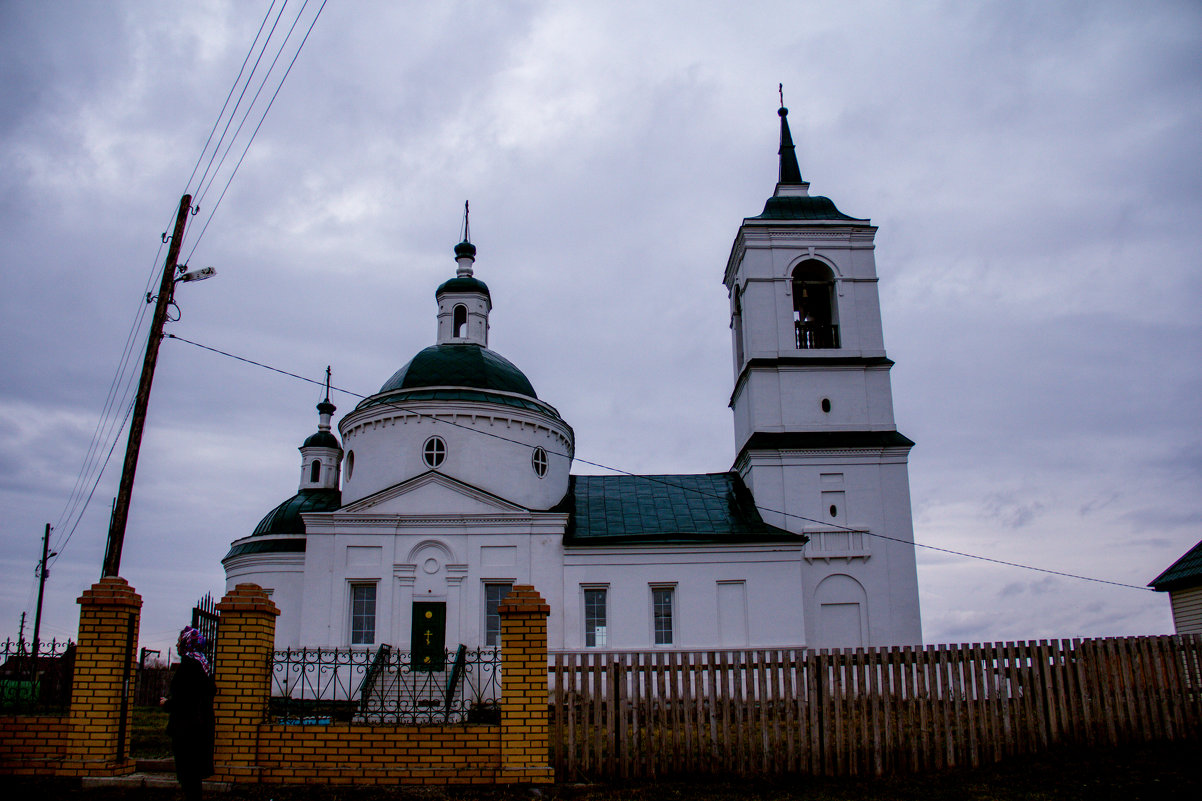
[
  {"left": 1150, "top": 539, "right": 1202, "bottom": 591},
  {"left": 752, "top": 195, "right": 861, "bottom": 221},
  {"left": 565, "top": 472, "right": 800, "bottom": 545},
  {"left": 251, "top": 488, "right": 342, "bottom": 537},
  {"left": 374, "top": 344, "right": 537, "bottom": 400}
]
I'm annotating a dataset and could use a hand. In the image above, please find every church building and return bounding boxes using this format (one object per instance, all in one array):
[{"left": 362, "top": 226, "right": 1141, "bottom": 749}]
[{"left": 223, "top": 106, "right": 923, "bottom": 652}]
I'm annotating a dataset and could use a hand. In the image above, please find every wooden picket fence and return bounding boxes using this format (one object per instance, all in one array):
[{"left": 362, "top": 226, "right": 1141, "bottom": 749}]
[{"left": 549, "top": 635, "right": 1202, "bottom": 779}]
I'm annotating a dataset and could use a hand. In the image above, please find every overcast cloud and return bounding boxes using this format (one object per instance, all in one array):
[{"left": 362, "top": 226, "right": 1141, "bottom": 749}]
[{"left": 1, "top": 0, "right": 1199, "bottom": 656}]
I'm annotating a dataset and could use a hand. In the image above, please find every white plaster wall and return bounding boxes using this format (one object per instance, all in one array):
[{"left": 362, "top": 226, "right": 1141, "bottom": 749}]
[
  {"left": 561, "top": 546, "right": 806, "bottom": 650},
  {"left": 338, "top": 397, "right": 572, "bottom": 511},
  {"left": 223, "top": 546, "right": 305, "bottom": 647}
]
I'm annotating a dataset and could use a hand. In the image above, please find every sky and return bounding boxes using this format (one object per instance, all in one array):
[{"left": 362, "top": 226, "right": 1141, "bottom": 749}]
[{"left": 1, "top": 0, "right": 1200, "bottom": 658}]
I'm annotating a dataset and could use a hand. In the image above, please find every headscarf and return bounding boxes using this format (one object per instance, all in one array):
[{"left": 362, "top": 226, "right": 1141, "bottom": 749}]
[{"left": 178, "top": 626, "right": 210, "bottom": 675}]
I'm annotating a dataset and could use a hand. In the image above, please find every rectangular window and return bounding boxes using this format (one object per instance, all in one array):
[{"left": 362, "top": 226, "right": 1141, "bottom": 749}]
[
  {"left": 484, "top": 582, "right": 512, "bottom": 647},
  {"left": 349, "top": 583, "right": 377, "bottom": 645},
  {"left": 584, "top": 587, "right": 607, "bottom": 648},
  {"left": 652, "top": 587, "right": 674, "bottom": 645}
]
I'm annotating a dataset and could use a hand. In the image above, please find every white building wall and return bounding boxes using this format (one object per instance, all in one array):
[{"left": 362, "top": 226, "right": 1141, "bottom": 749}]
[
  {"left": 1170, "top": 586, "right": 1202, "bottom": 635},
  {"left": 561, "top": 546, "right": 806, "bottom": 650}
]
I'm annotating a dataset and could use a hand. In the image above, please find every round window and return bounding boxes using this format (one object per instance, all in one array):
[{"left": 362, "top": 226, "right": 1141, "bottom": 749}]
[
  {"left": 423, "top": 436, "right": 447, "bottom": 468},
  {"left": 532, "top": 446, "right": 548, "bottom": 478},
  {"left": 821, "top": 398, "right": 832, "bottom": 413},
  {"left": 345, "top": 450, "right": 354, "bottom": 479}
]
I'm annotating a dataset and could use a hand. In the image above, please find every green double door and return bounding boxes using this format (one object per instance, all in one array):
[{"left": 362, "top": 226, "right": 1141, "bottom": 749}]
[{"left": 410, "top": 601, "right": 446, "bottom": 671}]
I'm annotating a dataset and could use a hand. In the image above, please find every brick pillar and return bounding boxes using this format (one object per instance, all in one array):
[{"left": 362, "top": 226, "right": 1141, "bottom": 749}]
[
  {"left": 498, "top": 584, "right": 553, "bottom": 784},
  {"left": 60, "top": 577, "right": 142, "bottom": 777},
  {"left": 211, "top": 583, "right": 278, "bottom": 783}
]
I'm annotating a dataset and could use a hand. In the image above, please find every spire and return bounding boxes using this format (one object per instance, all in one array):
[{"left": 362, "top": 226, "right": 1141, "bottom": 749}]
[
  {"left": 777, "top": 84, "right": 803, "bottom": 185},
  {"left": 316, "top": 366, "right": 335, "bottom": 422},
  {"left": 454, "top": 200, "right": 477, "bottom": 276}
]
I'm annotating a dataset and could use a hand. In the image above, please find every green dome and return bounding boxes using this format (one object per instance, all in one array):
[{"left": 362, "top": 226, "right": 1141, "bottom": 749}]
[
  {"left": 436, "top": 275, "right": 490, "bottom": 299},
  {"left": 302, "top": 430, "right": 340, "bottom": 449},
  {"left": 753, "top": 195, "right": 860, "bottom": 221},
  {"left": 376, "top": 343, "right": 537, "bottom": 398},
  {"left": 251, "top": 488, "right": 341, "bottom": 536}
]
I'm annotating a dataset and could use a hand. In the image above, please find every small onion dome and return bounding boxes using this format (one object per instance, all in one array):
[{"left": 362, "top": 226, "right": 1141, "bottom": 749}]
[
  {"left": 316, "top": 399, "right": 336, "bottom": 416},
  {"left": 453, "top": 240, "right": 477, "bottom": 259},
  {"left": 302, "top": 430, "right": 340, "bottom": 449},
  {"left": 251, "top": 487, "right": 341, "bottom": 536},
  {"left": 376, "top": 343, "right": 536, "bottom": 398},
  {"left": 436, "top": 275, "right": 490, "bottom": 300}
]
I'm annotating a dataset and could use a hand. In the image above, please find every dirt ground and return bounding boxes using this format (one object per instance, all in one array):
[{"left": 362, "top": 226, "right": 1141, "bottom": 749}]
[{"left": 6, "top": 740, "right": 1201, "bottom": 800}]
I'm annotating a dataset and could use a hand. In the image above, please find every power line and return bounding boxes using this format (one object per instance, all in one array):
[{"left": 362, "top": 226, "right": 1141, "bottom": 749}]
[
  {"left": 186, "top": 0, "right": 329, "bottom": 261},
  {"left": 166, "top": 333, "right": 1155, "bottom": 593}
]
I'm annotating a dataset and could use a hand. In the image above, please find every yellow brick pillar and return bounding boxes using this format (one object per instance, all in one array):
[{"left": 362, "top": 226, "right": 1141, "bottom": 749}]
[
  {"left": 498, "top": 584, "right": 553, "bottom": 784},
  {"left": 60, "top": 577, "right": 142, "bottom": 778},
  {"left": 212, "top": 583, "right": 278, "bottom": 783}
]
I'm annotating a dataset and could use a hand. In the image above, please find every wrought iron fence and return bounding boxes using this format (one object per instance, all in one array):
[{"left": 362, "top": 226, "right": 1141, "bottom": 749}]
[
  {"left": 0, "top": 637, "right": 75, "bottom": 715},
  {"left": 270, "top": 644, "right": 501, "bottom": 725}
]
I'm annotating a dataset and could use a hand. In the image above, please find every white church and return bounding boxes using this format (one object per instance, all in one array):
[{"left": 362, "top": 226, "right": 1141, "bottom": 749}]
[{"left": 223, "top": 106, "right": 923, "bottom": 652}]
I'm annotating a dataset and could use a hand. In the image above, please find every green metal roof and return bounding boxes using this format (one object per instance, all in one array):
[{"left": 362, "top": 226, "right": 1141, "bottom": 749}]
[
  {"left": 436, "top": 275, "right": 491, "bottom": 299},
  {"left": 374, "top": 344, "right": 537, "bottom": 399},
  {"left": 753, "top": 195, "right": 860, "bottom": 221},
  {"left": 1150, "top": 539, "right": 1202, "bottom": 591},
  {"left": 251, "top": 488, "right": 341, "bottom": 537},
  {"left": 357, "top": 387, "right": 561, "bottom": 419},
  {"left": 302, "top": 430, "right": 340, "bottom": 449},
  {"left": 742, "top": 430, "right": 915, "bottom": 451},
  {"left": 564, "top": 472, "right": 800, "bottom": 545},
  {"left": 224, "top": 537, "right": 307, "bottom": 560}
]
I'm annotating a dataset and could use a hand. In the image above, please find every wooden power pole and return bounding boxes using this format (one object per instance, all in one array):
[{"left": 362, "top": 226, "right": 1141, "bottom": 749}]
[
  {"left": 102, "top": 194, "right": 192, "bottom": 578},
  {"left": 32, "top": 522, "right": 54, "bottom": 655}
]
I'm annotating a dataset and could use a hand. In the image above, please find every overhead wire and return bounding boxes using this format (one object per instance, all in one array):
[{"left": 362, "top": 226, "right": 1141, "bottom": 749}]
[
  {"left": 182, "top": 0, "right": 283, "bottom": 201},
  {"left": 45, "top": 0, "right": 325, "bottom": 565},
  {"left": 185, "top": 0, "right": 329, "bottom": 262},
  {"left": 166, "top": 333, "right": 1156, "bottom": 594}
]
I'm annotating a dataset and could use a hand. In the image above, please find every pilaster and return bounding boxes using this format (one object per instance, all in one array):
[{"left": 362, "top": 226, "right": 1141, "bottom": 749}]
[
  {"left": 498, "top": 584, "right": 553, "bottom": 783},
  {"left": 212, "top": 583, "right": 279, "bottom": 782},
  {"left": 60, "top": 577, "right": 141, "bottom": 777}
]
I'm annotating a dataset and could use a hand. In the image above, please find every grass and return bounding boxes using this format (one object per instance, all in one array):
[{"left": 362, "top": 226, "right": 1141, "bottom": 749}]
[
  {"left": 4, "top": 739, "right": 1200, "bottom": 800},
  {"left": 130, "top": 705, "right": 172, "bottom": 758}
]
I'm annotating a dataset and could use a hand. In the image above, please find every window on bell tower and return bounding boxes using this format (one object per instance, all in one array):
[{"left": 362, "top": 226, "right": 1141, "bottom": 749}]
[
  {"left": 792, "top": 260, "right": 838, "bottom": 349},
  {"left": 452, "top": 304, "right": 468, "bottom": 338}
]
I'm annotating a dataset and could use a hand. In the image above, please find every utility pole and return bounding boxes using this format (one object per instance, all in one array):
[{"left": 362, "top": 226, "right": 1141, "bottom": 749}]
[
  {"left": 32, "top": 522, "right": 55, "bottom": 656},
  {"left": 102, "top": 194, "right": 192, "bottom": 578},
  {"left": 17, "top": 612, "right": 27, "bottom": 654}
]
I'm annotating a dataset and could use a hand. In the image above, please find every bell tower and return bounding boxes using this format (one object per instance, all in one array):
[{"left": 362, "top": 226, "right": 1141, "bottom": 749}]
[{"left": 723, "top": 100, "right": 921, "bottom": 647}]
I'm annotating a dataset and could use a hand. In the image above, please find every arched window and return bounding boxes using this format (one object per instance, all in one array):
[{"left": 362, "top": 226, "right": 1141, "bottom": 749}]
[
  {"left": 452, "top": 304, "right": 468, "bottom": 338},
  {"left": 310, "top": 460, "right": 321, "bottom": 483},
  {"left": 732, "top": 286, "right": 745, "bottom": 367},
  {"left": 792, "top": 260, "right": 838, "bottom": 349}
]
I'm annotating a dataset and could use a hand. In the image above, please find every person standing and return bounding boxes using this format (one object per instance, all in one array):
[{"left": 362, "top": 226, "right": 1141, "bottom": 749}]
[{"left": 163, "top": 626, "right": 215, "bottom": 801}]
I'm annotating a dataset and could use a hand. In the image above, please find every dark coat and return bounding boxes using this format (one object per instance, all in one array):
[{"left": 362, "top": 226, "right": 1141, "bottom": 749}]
[{"left": 165, "top": 656, "right": 215, "bottom": 780}]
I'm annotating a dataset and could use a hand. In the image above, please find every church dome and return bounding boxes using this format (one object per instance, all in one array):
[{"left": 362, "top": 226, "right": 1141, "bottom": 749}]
[
  {"left": 251, "top": 487, "right": 341, "bottom": 536},
  {"left": 376, "top": 343, "right": 537, "bottom": 399},
  {"left": 302, "top": 430, "right": 340, "bottom": 449},
  {"left": 436, "top": 275, "right": 490, "bottom": 299}
]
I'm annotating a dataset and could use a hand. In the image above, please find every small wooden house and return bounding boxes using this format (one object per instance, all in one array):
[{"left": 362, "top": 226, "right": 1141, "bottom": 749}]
[{"left": 1150, "top": 539, "right": 1202, "bottom": 634}]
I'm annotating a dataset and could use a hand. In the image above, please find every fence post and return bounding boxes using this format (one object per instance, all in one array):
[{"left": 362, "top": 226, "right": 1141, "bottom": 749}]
[
  {"left": 59, "top": 577, "right": 142, "bottom": 778},
  {"left": 212, "top": 583, "right": 278, "bottom": 784},
  {"left": 498, "top": 584, "right": 554, "bottom": 784}
]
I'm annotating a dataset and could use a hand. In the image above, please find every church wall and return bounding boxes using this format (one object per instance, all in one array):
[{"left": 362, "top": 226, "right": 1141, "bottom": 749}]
[
  {"left": 223, "top": 552, "right": 304, "bottom": 646},
  {"left": 738, "top": 449, "right": 920, "bottom": 647},
  {"left": 339, "top": 401, "right": 571, "bottom": 511},
  {"left": 561, "top": 546, "right": 806, "bottom": 650}
]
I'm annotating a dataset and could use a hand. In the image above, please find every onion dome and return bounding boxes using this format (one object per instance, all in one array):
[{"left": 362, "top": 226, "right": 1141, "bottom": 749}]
[
  {"left": 251, "top": 488, "right": 341, "bottom": 536},
  {"left": 436, "top": 274, "right": 490, "bottom": 299},
  {"left": 377, "top": 343, "right": 536, "bottom": 398}
]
